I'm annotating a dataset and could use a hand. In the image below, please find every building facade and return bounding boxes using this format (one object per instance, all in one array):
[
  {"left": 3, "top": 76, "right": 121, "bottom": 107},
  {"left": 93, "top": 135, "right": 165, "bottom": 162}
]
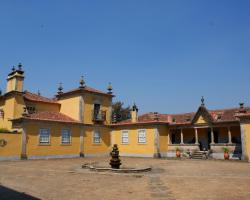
[{"left": 0, "top": 65, "right": 250, "bottom": 162}]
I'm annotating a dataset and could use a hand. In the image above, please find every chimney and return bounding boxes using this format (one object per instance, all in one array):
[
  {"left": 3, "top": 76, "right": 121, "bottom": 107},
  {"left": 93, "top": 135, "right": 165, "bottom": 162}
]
[
  {"left": 131, "top": 103, "right": 138, "bottom": 123},
  {"left": 6, "top": 63, "right": 25, "bottom": 93},
  {"left": 239, "top": 102, "right": 246, "bottom": 113}
]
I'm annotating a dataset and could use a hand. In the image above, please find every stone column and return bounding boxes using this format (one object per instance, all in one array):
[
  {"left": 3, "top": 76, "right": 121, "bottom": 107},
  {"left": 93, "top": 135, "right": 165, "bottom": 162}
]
[
  {"left": 154, "top": 128, "right": 160, "bottom": 158},
  {"left": 168, "top": 130, "right": 172, "bottom": 144},
  {"left": 210, "top": 127, "right": 215, "bottom": 144},
  {"left": 180, "top": 129, "right": 184, "bottom": 144},
  {"left": 21, "top": 125, "right": 27, "bottom": 160},
  {"left": 195, "top": 128, "right": 199, "bottom": 144},
  {"left": 228, "top": 126, "right": 232, "bottom": 144},
  {"left": 79, "top": 127, "right": 84, "bottom": 157}
]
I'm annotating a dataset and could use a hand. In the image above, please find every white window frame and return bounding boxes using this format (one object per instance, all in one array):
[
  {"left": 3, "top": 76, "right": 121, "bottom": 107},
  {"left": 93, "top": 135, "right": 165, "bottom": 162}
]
[
  {"left": 93, "top": 130, "right": 101, "bottom": 144},
  {"left": 39, "top": 128, "right": 50, "bottom": 145},
  {"left": 138, "top": 129, "right": 146, "bottom": 144},
  {"left": 121, "top": 130, "right": 129, "bottom": 144},
  {"left": 61, "top": 129, "right": 71, "bottom": 145}
]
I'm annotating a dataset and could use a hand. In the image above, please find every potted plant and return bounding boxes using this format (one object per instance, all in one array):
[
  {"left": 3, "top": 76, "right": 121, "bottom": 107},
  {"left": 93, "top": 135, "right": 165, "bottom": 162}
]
[
  {"left": 176, "top": 147, "right": 181, "bottom": 158},
  {"left": 223, "top": 147, "right": 230, "bottom": 160}
]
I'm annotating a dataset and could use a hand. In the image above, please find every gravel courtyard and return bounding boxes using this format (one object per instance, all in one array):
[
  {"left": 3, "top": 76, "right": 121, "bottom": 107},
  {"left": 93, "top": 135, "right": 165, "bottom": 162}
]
[{"left": 0, "top": 157, "right": 250, "bottom": 200}]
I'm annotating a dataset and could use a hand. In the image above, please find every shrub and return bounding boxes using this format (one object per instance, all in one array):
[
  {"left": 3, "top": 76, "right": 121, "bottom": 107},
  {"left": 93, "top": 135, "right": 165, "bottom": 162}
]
[{"left": 222, "top": 147, "right": 229, "bottom": 153}]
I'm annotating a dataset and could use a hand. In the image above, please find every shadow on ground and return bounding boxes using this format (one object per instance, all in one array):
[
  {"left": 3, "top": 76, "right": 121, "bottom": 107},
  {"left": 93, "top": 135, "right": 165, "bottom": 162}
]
[{"left": 0, "top": 185, "right": 40, "bottom": 200}]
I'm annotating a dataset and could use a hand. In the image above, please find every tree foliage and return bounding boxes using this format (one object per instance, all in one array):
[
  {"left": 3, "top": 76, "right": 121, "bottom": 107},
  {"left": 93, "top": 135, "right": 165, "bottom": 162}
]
[{"left": 112, "top": 101, "right": 131, "bottom": 122}]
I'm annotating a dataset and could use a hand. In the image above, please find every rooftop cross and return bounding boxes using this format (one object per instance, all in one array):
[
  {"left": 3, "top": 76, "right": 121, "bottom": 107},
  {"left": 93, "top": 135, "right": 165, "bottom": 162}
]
[
  {"left": 201, "top": 96, "right": 205, "bottom": 106},
  {"left": 79, "top": 76, "right": 86, "bottom": 88}
]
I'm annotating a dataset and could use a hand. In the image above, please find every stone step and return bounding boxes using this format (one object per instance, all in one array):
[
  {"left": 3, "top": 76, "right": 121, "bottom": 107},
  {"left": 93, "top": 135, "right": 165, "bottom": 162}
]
[{"left": 192, "top": 151, "right": 208, "bottom": 160}]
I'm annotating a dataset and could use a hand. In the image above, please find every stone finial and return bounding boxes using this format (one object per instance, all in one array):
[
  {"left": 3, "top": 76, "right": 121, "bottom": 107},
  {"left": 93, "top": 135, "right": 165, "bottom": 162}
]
[
  {"left": 12, "top": 66, "right": 16, "bottom": 72},
  {"left": 201, "top": 96, "right": 205, "bottom": 106},
  {"left": 132, "top": 103, "right": 138, "bottom": 112},
  {"left": 0, "top": 89, "right": 2, "bottom": 95},
  {"left": 37, "top": 90, "right": 41, "bottom": 96},
  {"left": 79, "top": 76, "right": 86, "bottom": 88},
  {"left": 107, "top": 82, "right": 113, "bottom": 94},
  {"left": 239, "top": 102, "right": 244, "bottom": 109},
  {"left": 57, "top": 82, "right": 63, "bottom": 94},
  {"left": 18, "top": 63, "right": 22, "bottom": 71}
]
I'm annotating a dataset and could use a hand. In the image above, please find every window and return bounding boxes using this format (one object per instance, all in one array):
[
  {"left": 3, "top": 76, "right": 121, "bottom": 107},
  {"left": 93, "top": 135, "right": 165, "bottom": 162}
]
[
  {"left": 93, "top": 104, "right": 101, "bottom": 119},
  {"left": 0, "top": 109, "right": 4, "bottom": 119},
  {"left": 26, "top": 105, "right": 36, "bottom": 114},
  {"left": 121, "top": 130, "right": 129, "bottom": 144},
  {"left": 39, "top": 129, "right": 50, "bottom": 144},
  {"left": 138, "top": 129, "right": 146, "bottom": 144},
  {"left": 93, "top": 130, "right": 101, "bottom": 144},
  {"left": 61, "top": 129, "right": 71, "bottom": 144}
]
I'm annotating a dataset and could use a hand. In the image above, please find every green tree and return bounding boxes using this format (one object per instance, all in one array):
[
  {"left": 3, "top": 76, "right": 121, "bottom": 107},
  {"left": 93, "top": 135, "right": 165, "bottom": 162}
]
[{"left": 112, "top": 101, "right": 131, "bottom": 123}]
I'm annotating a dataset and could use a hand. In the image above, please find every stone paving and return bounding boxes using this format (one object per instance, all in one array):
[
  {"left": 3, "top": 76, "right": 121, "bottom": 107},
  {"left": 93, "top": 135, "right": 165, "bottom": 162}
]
[{"left": 0, "top": 158, "right": 250, "bottom": 200}]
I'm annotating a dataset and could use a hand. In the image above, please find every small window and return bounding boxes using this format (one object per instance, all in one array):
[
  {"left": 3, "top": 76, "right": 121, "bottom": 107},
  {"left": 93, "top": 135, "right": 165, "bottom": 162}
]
[
  {"left": 26, "top": 106, "right": 36, "bottom": 114},
  {"left": 39, "top": 129, "right": 50, "bottom": 144},
  {"left": 121, "top": 130, "right": 129, "bottom": 144},
  {"left": 0, "top": 109, "right": 4, "bottom": 119},
  {"left": 93, "top": 130, "right": 101, "bottom": 144},
  {"left": 138, "top": 129, "right": 146, "bottom": 144},
  {"left": 61, "top": 129, "right": 71, "bottom": 144}
]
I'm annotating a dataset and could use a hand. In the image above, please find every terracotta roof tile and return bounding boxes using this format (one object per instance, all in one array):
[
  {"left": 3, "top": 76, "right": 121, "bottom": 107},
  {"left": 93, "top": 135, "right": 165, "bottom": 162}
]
[
  {"left": 24, "top": 91, "right": 59, "bottom": 104},
  {"left": 56, "top": 86, "right": 114, "bottom": 98},
  {"left": 235, "top": 113, "right": 250, "bottom": 118},
  {"left": 114, "top": 106, "right": 250, "bottom": 126},
  {"left": 23, "top": 111, "right": 80, "bottom": 123}
]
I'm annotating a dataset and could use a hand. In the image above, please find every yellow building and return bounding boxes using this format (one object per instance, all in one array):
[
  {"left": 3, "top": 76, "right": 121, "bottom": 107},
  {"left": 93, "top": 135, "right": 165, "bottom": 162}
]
[
  {"left": 1, "top": 65, "right": 250, "bottom": 162},
  {"left": 0, "top": 64, "right": 113, "bottom": 160}
]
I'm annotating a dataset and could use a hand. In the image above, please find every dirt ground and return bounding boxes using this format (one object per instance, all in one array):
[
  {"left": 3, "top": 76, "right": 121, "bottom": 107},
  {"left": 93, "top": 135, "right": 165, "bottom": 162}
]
[{"left": 0, "top": 157, "right": 250, "bottom": 200}]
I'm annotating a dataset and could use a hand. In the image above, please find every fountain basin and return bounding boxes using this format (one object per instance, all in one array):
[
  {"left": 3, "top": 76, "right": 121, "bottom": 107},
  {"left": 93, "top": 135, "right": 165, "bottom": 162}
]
[{"left": 82, "top": 164, "right": 152, "bottom": 173}]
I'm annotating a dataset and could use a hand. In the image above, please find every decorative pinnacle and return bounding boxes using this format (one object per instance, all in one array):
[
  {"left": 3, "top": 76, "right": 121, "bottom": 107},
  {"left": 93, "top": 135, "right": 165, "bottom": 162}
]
[
  {"left": 107, "top": 82, "right": 113, "bottom": 94},
  {"left": 0, "top": 89, "right": 2, "bottom": 95},
  {"left": 18, "top": 63, "right": 22, "bottom": 71},
  {"left": 239, "top": 102, "right": 244, "bottom": 109},
  {"left": 58, "top": 82, "right": 63, "bottom": 94},
  {"left": 201, "top": 96, "right": 205, "bottom": 106},
  {"left": 12, "top": 66, "right": 16, "bottom": 72},
  {"left": 132, "top": 103, "right": 138, "bottom": 112},
  {"left": 37, "top": 89, "right": 41, "bottom": 96},
  {"left": 79, "top": 76, "right": 86, "bottom": 88}
]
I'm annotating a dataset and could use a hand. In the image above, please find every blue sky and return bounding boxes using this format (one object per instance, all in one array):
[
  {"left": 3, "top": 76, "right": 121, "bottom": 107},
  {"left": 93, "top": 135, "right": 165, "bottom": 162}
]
[{"left": 1, "top": 0, "right": 250, "bottom": 114}]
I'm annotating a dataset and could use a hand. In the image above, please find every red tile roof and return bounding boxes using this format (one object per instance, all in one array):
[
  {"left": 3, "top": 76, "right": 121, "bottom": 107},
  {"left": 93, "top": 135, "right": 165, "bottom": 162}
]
[
  {"left": 23, "top": 111, "right": 81, "bottom": 124},
  {"left": 24, "top": 91, "right": 59, "bottom": 104},
  {"left": 114, "top": 106, "right": 250, "bottom": 126},
  {"left": 56, "top": 86, "right": 114, "bottom": 98},
  {"left": 235, "top": 113, "right": 250, "bottom": 118}
]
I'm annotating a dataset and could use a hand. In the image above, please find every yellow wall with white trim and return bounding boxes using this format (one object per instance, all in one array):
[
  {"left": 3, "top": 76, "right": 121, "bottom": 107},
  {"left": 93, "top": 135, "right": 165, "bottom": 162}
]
[
  {"left": 25, "top": 123, "right": 81, "bottom": 157},
  {"left": 112, "top": 126, "right": 156, "bottom": 156},
  {"left": 84, "top": 126, "right": 111, "bottom": 155}
]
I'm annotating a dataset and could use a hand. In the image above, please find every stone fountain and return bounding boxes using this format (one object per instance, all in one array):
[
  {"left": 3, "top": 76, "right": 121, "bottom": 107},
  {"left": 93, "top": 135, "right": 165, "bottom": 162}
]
[
  {"left": 82, "top": 144, "right": 151, "bottom": 173},
  {"left": 110, "top": 144, "right": 122, "bottom": 169}
]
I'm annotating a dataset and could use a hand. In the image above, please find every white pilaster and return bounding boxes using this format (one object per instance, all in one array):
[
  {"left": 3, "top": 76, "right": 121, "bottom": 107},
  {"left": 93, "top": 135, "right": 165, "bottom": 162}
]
[
  {"left": 195, "top": 128, "right": 199, "bottom": 144},
  {"left": 180, "top": 129, "right": 184, "bottom": 144}
]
